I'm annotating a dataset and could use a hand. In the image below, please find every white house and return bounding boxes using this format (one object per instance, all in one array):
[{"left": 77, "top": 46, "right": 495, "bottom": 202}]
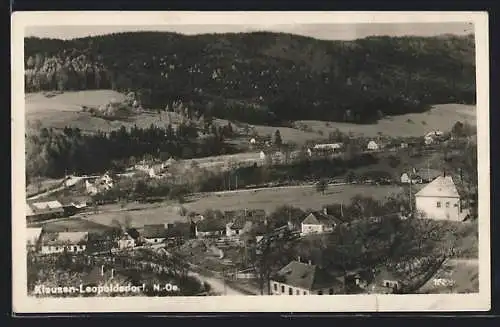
[
  {"left": 270, "top": 260, "right": 344, "bottom": 295},
  {"left": 250, "top": 138, "right": 257, "bottom": 145},
  {"left": 415, "top": 175, "right": 466, "bottom": 221},
  {"left": 424, "top": 131, "right": 445, "bottom": 145},
  {"left": 195, "top": 219, "right": 225, "bottom": 238},
  {"left": 301, "top": 209, "right": 344, "bottom": 236},
  {"left": 40, "top": 231, "right": 89, "bottom": 255},
  {"left": 313, "top": 143, "right": 343, "bottom": 152},
  {"left": 367, "top": 140, "right": 380, "bottom": 151},
  {"left": 117, "top": 232, "right": 136, "bottom": 250}
]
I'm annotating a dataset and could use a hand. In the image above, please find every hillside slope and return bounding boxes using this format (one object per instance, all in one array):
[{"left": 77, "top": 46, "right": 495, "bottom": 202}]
[{"left": 24, "top": 32, "right": 476, "bottom": 125}]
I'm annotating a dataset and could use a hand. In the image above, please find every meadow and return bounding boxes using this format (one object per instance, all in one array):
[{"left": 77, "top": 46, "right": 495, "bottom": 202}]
[
  {"left": 82, "top": 184, "right": 417, "bottom": 228},
  {"left": 25, "top": 91, "right": 476, "bottom": 146}
]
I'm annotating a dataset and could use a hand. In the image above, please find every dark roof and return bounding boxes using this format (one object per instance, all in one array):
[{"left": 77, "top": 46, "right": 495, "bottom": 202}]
[
  {"left": 142, "top": 224, "right": 167, "bottom": 238},
  {"left": 273, "top": 261, "right": 343, "bottom": 291},
  {"left": 302, "top": 211, "right": 344, "bottom": 226},
  {"left": 196, "top": 219, "right": 225, "bottom": 232},
  {"left": 226, "top": 209, "right": 267, "bottom": 230}
]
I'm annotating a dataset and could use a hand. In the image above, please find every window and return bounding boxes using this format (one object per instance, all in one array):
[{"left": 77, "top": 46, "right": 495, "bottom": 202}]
[
  {"left": 296, "top": 289, "right": 300, "bottom": 295},
  {"left": 303, "top": 291, "right": 307, "bottom": 295},
  {"left": 273, "top": 283, "right": 278, "bottom": 291},
  {"left": 318, "top": 290, "right": 323, "bottom": 295},
  {"left": 329, "top": 288, "right": 334, "bottom": 295},
  {"left": 436, "top": 202, "right": 441, "bottom": 208},
  {"left": 385, "top": 282, "right": 390, "bottom": 287},
  {"left": 289, "top": 287, "right": 293, "bottom": 295},
  {"left": 281, "top": 285, "right": 285, "bottom": 293},
  {"left": 446, "top": 202, "right": 450, "bottom": 208}
]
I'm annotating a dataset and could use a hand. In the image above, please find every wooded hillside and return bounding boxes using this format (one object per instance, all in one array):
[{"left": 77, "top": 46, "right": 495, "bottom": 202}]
[{"left": 25, "top": 32, "right": 476, "bottom": 125}]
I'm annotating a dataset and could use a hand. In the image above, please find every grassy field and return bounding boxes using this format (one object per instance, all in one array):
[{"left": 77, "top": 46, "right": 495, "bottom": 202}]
[
  {"left": 25, "top": 90, "right": 476, "bottom": 145},
  {"left": 83, "top": 184, "right": 416, "bottom": 228},
  {"left": 249, "top": 104, "right": 476, "bottom": 145},
  {"left": 33, "top": 217, "right": 113, "bottom": 233},
  {"left": 25, "top": 90, "right": 184, "bottom": 133},
  {"left": 26, "top": 177, "right": 64, "bottom": 197}
]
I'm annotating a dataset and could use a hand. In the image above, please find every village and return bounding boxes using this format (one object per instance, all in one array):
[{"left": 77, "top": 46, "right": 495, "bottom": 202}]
[{"left": 25, "top": 122, "right": 479, "bottom": 297}]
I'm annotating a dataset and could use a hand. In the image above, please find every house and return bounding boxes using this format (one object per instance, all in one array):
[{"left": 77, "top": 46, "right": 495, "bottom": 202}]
[
  {"left": 225, "top": 209, "right": 267, "bottom": 237},
  {"left": 313, "top": 143, "right": 343, "bottom": 152},
  {"left": 366, "top": 140, "right": 380, "bottom": 151},
  {"left": 59, "top": 199, "right": 87, "bottom": 216},
  {"left": 300, "top": 208, "right": 344, "bottom": 236},
  {"left": 142, "top": 224, "right": 168, "bottom": 244},
  {"left": 40, "top": 231, "right": 89, "bottom": 255},
  {"left": 260, "top": 149, "right": 286, "bottom": 165},
  {"left": 117, "top": 232, "right": 136, "bottom": 250},
  {"left": 415, "top": 175, "right": 466, "bottom": 221},
  {"left": 250, "top": 138, "right": 257, "bottom": 145},
  {"left": 368, "top": 268, "right": 403, "bottom": 294},
  {"left": 26, "top": 200, "right": 65, "bottom": 223},
  {"left": 86, "top": 173, "right": 115, "bottom": 195},
  {"left": 270, "top": 260, "right": 344, "bottom": 295},
  {"left": 424, "top": 130, "right": 445, "bottom": 145},
  {"left": 26, "top": 227, "right": 43, "bottom": 252},
  {"left": 195, "top": 219, "right": 226, "bottom": 238}
]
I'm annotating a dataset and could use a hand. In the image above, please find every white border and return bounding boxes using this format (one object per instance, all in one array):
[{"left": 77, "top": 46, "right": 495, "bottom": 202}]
[{"left": 11, "top": 11, "right": 490, "bottom": 313}]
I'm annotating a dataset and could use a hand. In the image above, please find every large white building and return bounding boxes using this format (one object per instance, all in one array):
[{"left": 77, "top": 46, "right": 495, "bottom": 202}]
[
  {"left": 414, "top": 175, "right": 466, "bottom": 221},
  {"left": 40, "top": 231, "right": 89, "bottom": 254}
]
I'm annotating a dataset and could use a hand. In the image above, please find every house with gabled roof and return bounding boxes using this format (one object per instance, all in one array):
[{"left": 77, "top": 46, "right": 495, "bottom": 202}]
[
  {"left": 40, "top": 231, "right": 89, "bottom": 255},
  {"left": 270, "top": 260, "right": 344, "bottom": 295},
  {"left": 142, "top": 224, "right": 168, "bottom": 244},
  {"left": 26, "top": 200, "right": 65, "bottom": 222},
  {"left": 195, "top": 219, "right": 225, "bottom": 238},
  {"left": 300, "top": 208, "right": 344, "bottom": 236},
  {"left": 415, "top": 175, "right": 466, "bottom": 221},
  {"left": 225, "top": 209, "right": 267, "bottom": 237}
]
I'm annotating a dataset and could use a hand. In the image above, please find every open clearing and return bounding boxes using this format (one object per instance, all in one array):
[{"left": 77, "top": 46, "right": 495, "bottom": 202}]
[
  {"left": 253, "top": 104, "right": 476, "bottom": 145},
  {"left": 25, "top": 90, "right": 475, "bottom": 144},
  {"left": 33, "top": 217, "right": 113, "bottom": 233},
  {"left": 83, "top": 184, "right": 416, "bottom": 228},
  {"left": 25, "top": 90, "right": 183, "bottom": 133}
]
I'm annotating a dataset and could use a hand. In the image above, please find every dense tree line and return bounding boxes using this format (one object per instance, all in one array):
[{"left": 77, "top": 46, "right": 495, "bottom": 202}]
[
  {"left": 25, "top": 123, "right": 237, "bottom": 179},
  {"left": 25, "top": 32, "right": 476, "bottom": 125}
]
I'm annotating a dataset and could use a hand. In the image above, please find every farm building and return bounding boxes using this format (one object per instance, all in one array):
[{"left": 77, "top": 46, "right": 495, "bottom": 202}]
[
  {"left": 195, "top": 219, "right": 225, "bottom": 238},
  {"left": 225, "top": 209, "right": 267, "bottom": 237},
  {"left": 300, "top": 208, "right": 344, "bottom": 236},
  {"left": 415, "top": 175, "right": 467, "bottom": 221},
  {"left": 270, "top": 260, "right": 344, "bottom": 295},
  {"left": 40, "top": 231, "right": 89, "bottom": 255},
  {"left": 26, "top": 200, "right": 65, "bottom": 223},
  {"left": 313, "top": 143, "right": 343, "bottom": 152},
  {"left": 142, "top": 224, "right": 168, "bottom": 244}
]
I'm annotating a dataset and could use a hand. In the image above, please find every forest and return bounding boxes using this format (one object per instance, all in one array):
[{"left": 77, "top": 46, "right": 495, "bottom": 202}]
[
  {"left": 25, "top": 122, "right": 238, "bottom": 180},
  {"left": 25, "top": 32, "right": 476, "bottom": 125}
]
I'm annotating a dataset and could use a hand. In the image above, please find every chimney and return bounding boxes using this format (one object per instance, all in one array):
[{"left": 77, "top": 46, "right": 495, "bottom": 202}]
[
  {"left": 111, "top": 269, "right": 115, "bottom": 279},
  {"left": 101, "top": 265, "right": 104, "bottom": 276},
  {"left": 297, "top": 256, "right": 301, "bottom": 263},
  {"left": 323, "top": 207, "right": 328, "bottom": 215},
  {"left": 308, "top": 260, "right": 312, "bottom": 265}
]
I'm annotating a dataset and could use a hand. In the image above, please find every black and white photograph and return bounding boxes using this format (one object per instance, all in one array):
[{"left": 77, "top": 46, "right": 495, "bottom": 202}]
[{"left": 11, "top": 11, "right": 490, "bottom": 313}]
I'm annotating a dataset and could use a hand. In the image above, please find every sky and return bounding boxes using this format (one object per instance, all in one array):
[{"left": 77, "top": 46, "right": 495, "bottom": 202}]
[{"left": 25, "top": 22, "right": 474, "bottom": 41}]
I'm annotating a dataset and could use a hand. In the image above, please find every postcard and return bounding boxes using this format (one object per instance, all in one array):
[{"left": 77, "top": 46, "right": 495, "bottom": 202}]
[{"left": 11, "top": 11, "right": 490, "bottom": 313}]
